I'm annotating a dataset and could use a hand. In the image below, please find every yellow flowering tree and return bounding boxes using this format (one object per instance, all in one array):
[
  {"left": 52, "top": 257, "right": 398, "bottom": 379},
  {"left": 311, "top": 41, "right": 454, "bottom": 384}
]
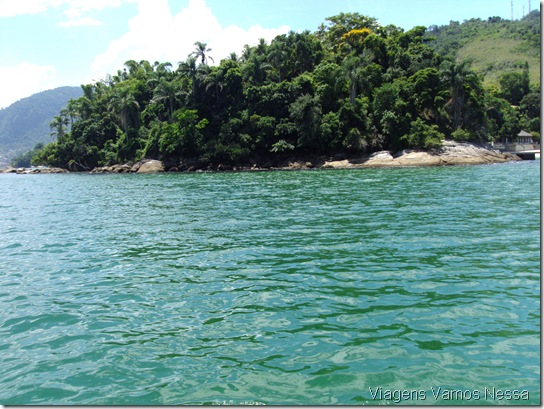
[{"left": 340, "top": 28, "right": 372, "bottom": 53}]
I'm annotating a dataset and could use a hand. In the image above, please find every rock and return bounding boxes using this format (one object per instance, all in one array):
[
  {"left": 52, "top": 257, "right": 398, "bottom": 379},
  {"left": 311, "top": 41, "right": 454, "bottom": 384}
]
[
  {"left": 322, "top": 159, "right": 352, "bottom": 169},
  {"left": 43, "top": 167, "right": 69, "bottom": 174},
  {"left": 393, "top": 151, "right": 443, "bottom": 167},
  {"left": 362, "top": 151, "right": 395, "bottom": 167},
  {"left": 130, "top": 161, "right": 143, "bottom": 173},
  {"left": 319, "top": 140, "right": 521, "bottom": 170},
  {"left": 90, "top": 166, "right": 110, "bottom": 173},
  {"left": 112, "top": 164, "right": 131, "bottom": 173},
  {"left": 0, "top": 167, "right": 17, "bottom": 173},
  {"left": 136, "top": 159, "right": 164, "bottom": 173},
  {"left": 287, "top": 160, "right": 313, "bottom": 169},
  {"left": 13, "top": 167, "right": 68, "bottom": 174}
]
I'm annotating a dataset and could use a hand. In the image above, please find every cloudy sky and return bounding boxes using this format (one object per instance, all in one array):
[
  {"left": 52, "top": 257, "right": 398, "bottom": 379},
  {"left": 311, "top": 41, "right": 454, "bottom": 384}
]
[{"left": 0, "top": 0, "right": 521, "bottom": 108}]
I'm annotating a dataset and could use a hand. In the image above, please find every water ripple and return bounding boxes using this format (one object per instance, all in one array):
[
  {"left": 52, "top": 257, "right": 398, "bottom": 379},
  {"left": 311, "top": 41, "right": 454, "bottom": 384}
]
[{"left": 0, "top": 163, "right": 540, "bottom": 405}]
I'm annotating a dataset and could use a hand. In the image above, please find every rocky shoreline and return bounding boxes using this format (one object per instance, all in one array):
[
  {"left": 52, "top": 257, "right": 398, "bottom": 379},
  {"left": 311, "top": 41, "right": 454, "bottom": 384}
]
[
  {"left": 0, "top": 166, "right": 69, "bottom": 174},
  {"left": 0, "top": 141, "right": 522, "bottom": 174},
  {"left": 320, "top": 140, "right": 522, "bottom": 169}
]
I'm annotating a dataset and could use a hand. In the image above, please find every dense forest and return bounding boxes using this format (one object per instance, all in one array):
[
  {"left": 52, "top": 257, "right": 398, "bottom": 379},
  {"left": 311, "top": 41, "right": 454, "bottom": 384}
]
[{"left": 27, "top": 12, "right": 540, "bottom": 171}]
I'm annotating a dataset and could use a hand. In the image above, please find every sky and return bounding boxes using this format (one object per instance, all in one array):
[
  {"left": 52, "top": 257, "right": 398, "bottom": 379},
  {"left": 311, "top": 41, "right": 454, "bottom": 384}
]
[{"left": 0, "top": 0, "right": 533, "bottom": 108}]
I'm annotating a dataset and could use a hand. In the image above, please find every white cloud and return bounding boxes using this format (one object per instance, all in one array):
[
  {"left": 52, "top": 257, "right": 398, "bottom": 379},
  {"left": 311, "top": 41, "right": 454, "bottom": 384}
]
[
  {"left": 0, "top": 0, "right": 64, "bottom": 17},
  {"left": 90, "top": 0, "right": 289, "bottom": 78},
  {"left": 0, "top": 63, "right": 58, "bottom": 108},
  {"left": 58, "top": 0, "right": 134, "bottom": 26},
  {"left": 0, "top": 0, "right": 132, "bottom": 26},
  {"left": 58, "top": 16, "right": 103, "bottom": 27}
]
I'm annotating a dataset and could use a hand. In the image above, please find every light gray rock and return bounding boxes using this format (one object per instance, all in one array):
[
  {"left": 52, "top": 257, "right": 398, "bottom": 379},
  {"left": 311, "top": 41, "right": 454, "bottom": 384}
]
[
  {"left": 136, "top": 160, "right": 165, "bottom": 173},
  {"left": 319, "top": 140, "right": 521, "bottom": 169}
]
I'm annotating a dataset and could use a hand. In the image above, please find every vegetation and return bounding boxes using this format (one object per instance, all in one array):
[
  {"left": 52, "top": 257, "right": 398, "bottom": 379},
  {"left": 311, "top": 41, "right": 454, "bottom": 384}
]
[
  {"left": 0, "top": 87, "right": 82, "bottom": 166},
  {"left": 427, "top": 10, "right": 540, "bottom": 86},
  {"left": 29, "top": 12, "right": 539, "bottom": 171}
]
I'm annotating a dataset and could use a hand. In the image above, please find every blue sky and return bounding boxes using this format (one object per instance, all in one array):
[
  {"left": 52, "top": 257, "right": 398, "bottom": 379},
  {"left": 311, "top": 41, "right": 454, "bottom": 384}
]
[{"left": 0, "top": 0, "right": 530, "bottom": 108}]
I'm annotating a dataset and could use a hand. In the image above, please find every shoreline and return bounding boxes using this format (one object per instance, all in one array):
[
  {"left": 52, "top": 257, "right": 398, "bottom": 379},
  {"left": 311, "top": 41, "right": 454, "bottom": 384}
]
[{"left": 0, "top": 141, "right": 523, "bottom": 174}]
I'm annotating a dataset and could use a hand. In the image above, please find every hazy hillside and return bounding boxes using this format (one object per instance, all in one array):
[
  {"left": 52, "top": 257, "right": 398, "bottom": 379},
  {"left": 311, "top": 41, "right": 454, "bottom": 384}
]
[
  {"left": 427, "top": 10, "right": 540, "bottom": 87},
  {"left": 0, "top": 86, "right": 83, "bottom": 166}
]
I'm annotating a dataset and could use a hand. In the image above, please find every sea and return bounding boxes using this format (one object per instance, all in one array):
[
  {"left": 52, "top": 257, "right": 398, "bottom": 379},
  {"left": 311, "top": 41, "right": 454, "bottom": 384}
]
[{"left": 0, "top": 161, "right": 540, "bottom": 405}]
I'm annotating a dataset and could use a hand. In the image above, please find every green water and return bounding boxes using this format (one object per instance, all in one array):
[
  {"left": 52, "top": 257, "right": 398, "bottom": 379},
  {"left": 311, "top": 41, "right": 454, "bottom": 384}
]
[{"left": 0, "top": 162, "right": 540, "bottom": 405}]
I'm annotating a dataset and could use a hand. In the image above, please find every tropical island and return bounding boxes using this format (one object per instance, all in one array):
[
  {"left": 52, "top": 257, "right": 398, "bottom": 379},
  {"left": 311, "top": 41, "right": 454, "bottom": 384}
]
[{"left": 10, "top": 11, "right": 541, "bottom": 172}]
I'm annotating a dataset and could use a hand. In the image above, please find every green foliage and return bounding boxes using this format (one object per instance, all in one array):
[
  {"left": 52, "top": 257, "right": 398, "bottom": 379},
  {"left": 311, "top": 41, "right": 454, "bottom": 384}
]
[
  {"left": 0, "top": 87, "right": 82, "bottom": 164},
  {"left": 498, "top": 64, "right": 530, "bottom": 105},
  {"left": 10, "top": 143, "right": 45, "bottom": 167},
  {"left": 271, "top": 139, "right": 295, "bottom": 153},
  {"left": 401, "top": 118, "right": 445, "bottom": 149},
  {"left": 427, "top": 11, "right": 540, "bottom": 87},
  {"left": 289, "top": 94, "right": 322, "bottom": 151},
  {"left": 451, "top": 128, "right": 473, "bottom": 141},
  {"left": 158, "top": 109, "right": 207, "bottom": 158},
  {"left": 32, "top": 11, "right": 539, "bottom": 171}
]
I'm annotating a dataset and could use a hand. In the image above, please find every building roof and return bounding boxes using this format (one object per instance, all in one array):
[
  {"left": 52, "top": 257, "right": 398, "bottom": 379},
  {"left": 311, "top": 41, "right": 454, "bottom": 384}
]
[{"left": 517, "top": 130, "right": 532, "bottom": 137}]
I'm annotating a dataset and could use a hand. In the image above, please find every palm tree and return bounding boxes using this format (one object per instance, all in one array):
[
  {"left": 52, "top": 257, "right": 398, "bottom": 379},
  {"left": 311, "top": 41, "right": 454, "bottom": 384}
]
[
  {"left": 152, "top": 78, "right": 180, "bottom": 123},
  {"left": 65, "top": 100, "right": 80, "bottom": 126},
  {"left": 50, "top": 113, "right": 69, "bottom": 140},
  {"left": 267, "top": 40, "right": 287, "bottom": 82},
  {"left": 178, "top": 57, "right": 200, "bottom": 103},
  {"left": 441, "top": 59, "right": 481, "bottom": 130},
  {"left": 241, "top": 44, "right": 252, "bottom": 62},
  {"left": 139, "top": 60, "right": 153, "bottom": 75},
  {"left": 108, "top": 90, "right": 140, "bottom": 136},
  {"left": 124, "top": 60, "right": 140, "bottom": 77},
  {"left": 147, "top": 62, "right": 173, "bottom": 90},
  {"left": 155, "top": 62, "right": 173, "bottom": 78},
  {"left": 340, "top": 56, "right": 364, "bottom": 106},
  {"left": 339, "top": 50, "right": 374, "bottom": 105},
  {"left": 204, "top": 68, "right": 224, "bottom": 106},
  {"left": 255, "top": 38, "right": 268, "bottom": 56},
  {"left": 191, "top": 41, "right": 214, "bottom": 65}
]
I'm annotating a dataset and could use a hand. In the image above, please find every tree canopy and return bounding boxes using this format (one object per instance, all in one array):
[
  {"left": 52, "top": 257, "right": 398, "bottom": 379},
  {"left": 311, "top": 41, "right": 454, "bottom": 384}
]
[{"left": 30, "top": 12, "right": 540, "bottom": 170}]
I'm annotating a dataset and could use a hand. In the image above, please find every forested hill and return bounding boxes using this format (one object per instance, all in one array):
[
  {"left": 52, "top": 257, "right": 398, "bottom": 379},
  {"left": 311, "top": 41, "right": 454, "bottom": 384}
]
[
  {"left": 30, "top": 12, "right": 540, "bottom": 171},
  {"left": 426, "top": 10, "right": 540, "bottom": 86},
  {"left": 0, "top": 86, "right": 83, "bottom": 166}
]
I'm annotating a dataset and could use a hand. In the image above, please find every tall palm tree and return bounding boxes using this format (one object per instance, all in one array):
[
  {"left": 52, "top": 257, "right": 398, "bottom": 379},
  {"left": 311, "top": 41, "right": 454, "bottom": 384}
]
[
  {"left": 340, "top": 56, "right": 363, "bottom": 106},
  {"left": 191, "top": 41, "right": 214, "bottom": 65},
  {"left": 339, "top": 50, "right": 374, "bottom": 105},
  {"left": 267, "top": 40, "right": 287, "bottom": 82},
  {"left": 178, "top": 57, "right": 200, "bottom": 103},
  {"left": 65, "top": 100, "right": 80, "bottom": 126},
  {"left": 241, "top": 44, "right": 252, "bottom": 62},
  {"left": 50, "top": 113, "right": 69, "bottom": 140},
  {"left": 204, "top": 69, "right": 225, "bottom": 106},
  {"left": 441, "top": 59, "right": 481, "bottom": 130},
  {"left": 255, "top": 38, "right": 268, "bottom": 56},
  {"left": 152, "top": 78, "right": 180, "bottom": 123},
  {"left": 108, "top": 90, "right": 140, "bottom": 136},
  {"left": 147, "top": 62, "right": 173, "bottom": 90},
  {"left": 124, "top": 60, "right": 140, "bottom": 77}
]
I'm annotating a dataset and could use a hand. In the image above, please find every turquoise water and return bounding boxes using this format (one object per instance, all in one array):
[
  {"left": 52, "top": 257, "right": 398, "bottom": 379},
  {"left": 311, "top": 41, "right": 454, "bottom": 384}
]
[{"left": 0, "top": 162, "right": 540, "bottom": 405}]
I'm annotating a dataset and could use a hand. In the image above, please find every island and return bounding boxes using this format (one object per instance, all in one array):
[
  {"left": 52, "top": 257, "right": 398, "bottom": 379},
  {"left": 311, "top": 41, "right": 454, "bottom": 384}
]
[{"left": 6, "top": 12, "right": 540, "bottom": 173}]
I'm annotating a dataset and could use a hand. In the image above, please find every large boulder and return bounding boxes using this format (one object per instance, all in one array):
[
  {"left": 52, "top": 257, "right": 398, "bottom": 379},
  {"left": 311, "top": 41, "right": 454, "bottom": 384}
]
[{"left": 136, "top": 159, "right": 165, "bottom": 174}]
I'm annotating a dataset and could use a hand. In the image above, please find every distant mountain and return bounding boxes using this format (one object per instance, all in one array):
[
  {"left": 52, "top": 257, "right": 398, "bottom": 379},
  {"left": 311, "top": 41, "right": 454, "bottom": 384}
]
[
  {"left": 0, "top": 86, "right": 83, "bottom": 167},
  {"left": 427, "top": 10, "right": 540, "bottom": 87}
]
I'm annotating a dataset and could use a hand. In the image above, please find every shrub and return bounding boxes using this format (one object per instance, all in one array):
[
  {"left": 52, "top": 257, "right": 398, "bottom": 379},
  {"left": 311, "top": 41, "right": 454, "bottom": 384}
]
[{"left": 401, "top": 118, "right": 445, "bottom": 149}]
